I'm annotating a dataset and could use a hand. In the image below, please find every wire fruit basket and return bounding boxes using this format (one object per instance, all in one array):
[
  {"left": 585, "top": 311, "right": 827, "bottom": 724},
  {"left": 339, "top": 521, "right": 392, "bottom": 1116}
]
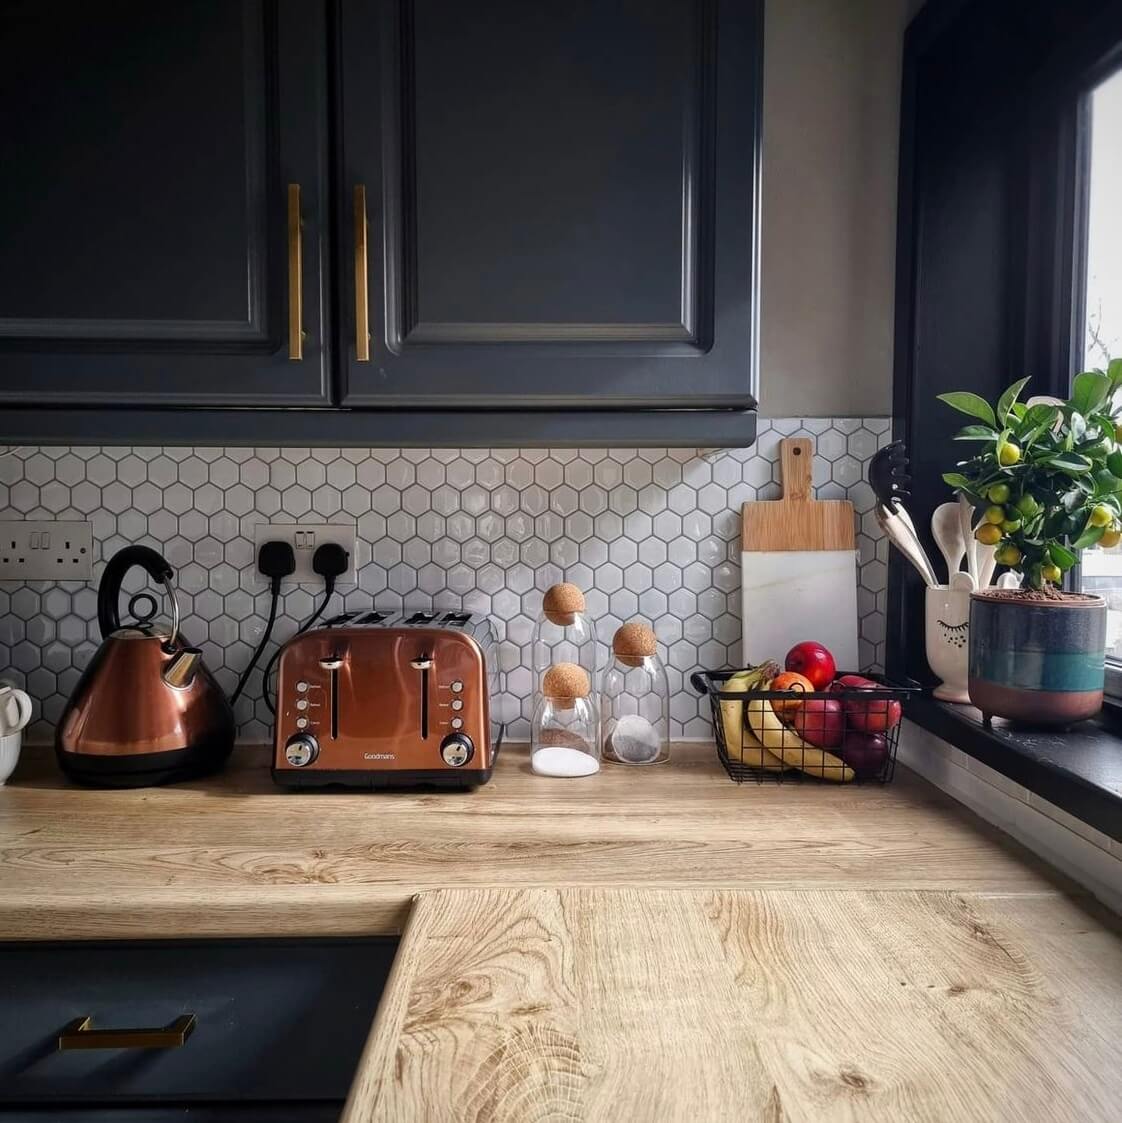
[{"left": 690, "top": 668, "right": 918, "bottom": 784}]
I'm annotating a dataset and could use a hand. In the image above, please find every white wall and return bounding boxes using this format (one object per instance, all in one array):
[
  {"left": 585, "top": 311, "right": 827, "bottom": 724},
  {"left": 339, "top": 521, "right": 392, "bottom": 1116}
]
[{"left": 759, "top": 0, "right": 909, "bottom": 417}]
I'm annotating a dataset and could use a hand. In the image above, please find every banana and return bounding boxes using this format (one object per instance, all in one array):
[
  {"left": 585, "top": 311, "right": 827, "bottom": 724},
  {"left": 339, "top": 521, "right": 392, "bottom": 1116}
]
[
  {"left": 719, "top": 665, "right": 786, "bottom": 771},
  {"left": 745, "top": 692, "right": 854, "bottom": 783}
]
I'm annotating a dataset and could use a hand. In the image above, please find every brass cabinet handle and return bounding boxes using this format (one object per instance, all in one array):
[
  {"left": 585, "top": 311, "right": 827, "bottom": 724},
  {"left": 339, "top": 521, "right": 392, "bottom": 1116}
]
[
  {"left": 58, "top": 1014, "right": 197, "bottom": 1051},
  {"left": 354, "top": 184, "right": 370, "bottom": 362},
  {"left": 287, "top": 183, "right": 304, "bottom": 360}
]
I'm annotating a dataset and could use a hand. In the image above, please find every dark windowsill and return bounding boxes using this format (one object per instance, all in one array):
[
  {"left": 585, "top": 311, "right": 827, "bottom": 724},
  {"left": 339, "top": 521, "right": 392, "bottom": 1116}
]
[{"left": 906, "top": 696, "right": 1122, "bottom": 843}]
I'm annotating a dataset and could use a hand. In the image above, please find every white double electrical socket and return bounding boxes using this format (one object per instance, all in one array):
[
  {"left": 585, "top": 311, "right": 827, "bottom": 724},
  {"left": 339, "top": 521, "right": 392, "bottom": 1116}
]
[
  {"left": 253, "top": 523, "right": 356, "bottom": 587},
  {"left": 0, "top": 520, "right": 94, "bottom": 581}
]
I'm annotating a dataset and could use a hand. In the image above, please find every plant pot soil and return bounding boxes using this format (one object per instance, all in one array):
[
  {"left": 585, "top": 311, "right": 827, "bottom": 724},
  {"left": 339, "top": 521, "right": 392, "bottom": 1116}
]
[{"left": 968, "top": 589, "right": 1106, "bottom": 726}]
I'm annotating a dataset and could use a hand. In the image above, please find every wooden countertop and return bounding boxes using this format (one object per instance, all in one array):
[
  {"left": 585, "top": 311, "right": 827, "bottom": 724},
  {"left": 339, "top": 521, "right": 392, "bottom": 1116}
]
[
  {"left": 0, "top": 742, "right": 1093, "bottom": 940},
  {"left": 3, "top": 743, "right": 1119, "bottom": 1120},
  {"left": 345, "top": 888, "right": 1122, "bottom": 1122}
]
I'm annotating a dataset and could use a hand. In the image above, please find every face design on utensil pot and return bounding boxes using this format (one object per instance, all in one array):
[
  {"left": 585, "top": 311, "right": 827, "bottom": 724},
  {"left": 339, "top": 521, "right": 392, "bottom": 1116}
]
[{"left": 937, "top": 619, "right": 969, "bottom": 649}]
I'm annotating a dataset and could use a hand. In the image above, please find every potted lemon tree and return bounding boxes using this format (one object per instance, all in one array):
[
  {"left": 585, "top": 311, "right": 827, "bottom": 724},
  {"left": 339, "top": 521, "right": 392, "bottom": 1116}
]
[{"left": 939, "top": 361, "right": 1122, "bottom": 725}]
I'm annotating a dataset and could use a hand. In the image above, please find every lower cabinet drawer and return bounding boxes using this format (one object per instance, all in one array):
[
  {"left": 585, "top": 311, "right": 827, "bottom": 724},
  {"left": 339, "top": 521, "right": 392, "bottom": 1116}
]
[{"left": 0, "top": 938, "right": 397, "bottom": 1107}]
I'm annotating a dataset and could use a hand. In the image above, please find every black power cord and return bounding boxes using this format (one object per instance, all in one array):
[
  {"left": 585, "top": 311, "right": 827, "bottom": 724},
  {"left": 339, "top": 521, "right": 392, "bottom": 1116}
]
[
  {"left": 262, "top": 541, "right": 350, "bottom": 715},
  {"left": 231, "top": 541, "right": 296, "bottom": 705}
]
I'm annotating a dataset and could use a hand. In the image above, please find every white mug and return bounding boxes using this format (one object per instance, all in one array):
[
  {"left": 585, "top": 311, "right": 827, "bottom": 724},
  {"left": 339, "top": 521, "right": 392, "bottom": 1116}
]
[
  {"left": 0, "top": 686, "right": 32, "bottom": 736},
  {"left": 925, "top": 586, "right": 971, "bottom": 703}
]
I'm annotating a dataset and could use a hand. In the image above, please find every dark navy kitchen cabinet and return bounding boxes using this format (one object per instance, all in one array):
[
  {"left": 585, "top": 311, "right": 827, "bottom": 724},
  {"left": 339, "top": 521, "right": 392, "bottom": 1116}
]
[
  {"left": 338, "top": 0, "right": 761, "bottom": 410},
  {"left": 0, "top": 0, "right": 761, "bottom": 445},
  {"left": 0, "top": 0, "right": 331, "bottom": 406}
]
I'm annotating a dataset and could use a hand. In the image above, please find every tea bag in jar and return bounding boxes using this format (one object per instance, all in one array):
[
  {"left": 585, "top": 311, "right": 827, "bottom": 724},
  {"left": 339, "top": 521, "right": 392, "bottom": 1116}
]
[
  {"left": 601, "top": 622, "right": 670, "bottom": 765},
  {"left": 531, "top": 662, "right": 601, "bottom": 777}
]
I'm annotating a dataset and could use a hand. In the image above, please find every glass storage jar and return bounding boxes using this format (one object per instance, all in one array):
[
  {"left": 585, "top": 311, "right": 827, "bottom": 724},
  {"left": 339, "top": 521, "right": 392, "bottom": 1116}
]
[
  {"left": 532, "top": 583, "right": 599, "bottom": 690},
  {"left": 531, "top": 662, "right": 600, "bottom": 777},
  {"left": 601, "top": 622, "right": 670, "bottom": 765}
]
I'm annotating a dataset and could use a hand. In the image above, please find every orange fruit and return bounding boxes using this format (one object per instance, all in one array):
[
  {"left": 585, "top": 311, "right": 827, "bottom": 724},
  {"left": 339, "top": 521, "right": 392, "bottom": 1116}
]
[{"left": 770, "top": 671, "right": 816, "bottom": 715}]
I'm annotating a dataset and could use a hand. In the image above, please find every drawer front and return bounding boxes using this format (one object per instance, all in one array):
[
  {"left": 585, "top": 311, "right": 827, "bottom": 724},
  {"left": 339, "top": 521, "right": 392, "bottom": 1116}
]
[{"left": 0, "top": 938, "right": 396, "bottom": 1104}]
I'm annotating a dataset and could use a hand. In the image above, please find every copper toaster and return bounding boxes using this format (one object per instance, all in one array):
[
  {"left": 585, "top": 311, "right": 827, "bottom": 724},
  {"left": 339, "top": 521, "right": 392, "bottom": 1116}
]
[{"left": 272, "top": 609, "right": 501, "bottom": 789}]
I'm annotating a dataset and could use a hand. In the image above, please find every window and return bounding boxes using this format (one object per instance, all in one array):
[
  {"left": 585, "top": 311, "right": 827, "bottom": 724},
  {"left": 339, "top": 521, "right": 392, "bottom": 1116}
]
[{"left": 1078, "top": 66, "right": 1122, "bottom": 660}]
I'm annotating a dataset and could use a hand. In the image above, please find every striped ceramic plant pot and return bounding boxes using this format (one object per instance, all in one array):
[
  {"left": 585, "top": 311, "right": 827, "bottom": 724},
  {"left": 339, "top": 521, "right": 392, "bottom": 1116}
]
[{"left": 968, "top": 591, "right": 1106, "bottom": 726}]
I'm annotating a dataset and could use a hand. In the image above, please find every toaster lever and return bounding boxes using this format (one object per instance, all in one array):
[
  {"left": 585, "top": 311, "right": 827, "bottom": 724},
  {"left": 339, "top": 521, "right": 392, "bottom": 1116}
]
[
  {"left": 410, "top": 656, "right": 433, "bottom": 670},
  {"left": 319, "top": 656, "right": 344, "bottom": 671}
]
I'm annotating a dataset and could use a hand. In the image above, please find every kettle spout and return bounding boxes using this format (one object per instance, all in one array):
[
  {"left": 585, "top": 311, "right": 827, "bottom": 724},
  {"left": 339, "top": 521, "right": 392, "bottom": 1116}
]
[{"left": 163, "top": 647, "right": 202, "bottom": 689}]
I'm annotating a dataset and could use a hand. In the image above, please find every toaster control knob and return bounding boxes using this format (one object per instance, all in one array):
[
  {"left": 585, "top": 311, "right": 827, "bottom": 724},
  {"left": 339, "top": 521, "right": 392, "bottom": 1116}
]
[
  {"left": 440, "top": 733, "right": 474, "bottom": 768},
  {"left": 284, "top": 733, "right": 319, "bottom": 768}
]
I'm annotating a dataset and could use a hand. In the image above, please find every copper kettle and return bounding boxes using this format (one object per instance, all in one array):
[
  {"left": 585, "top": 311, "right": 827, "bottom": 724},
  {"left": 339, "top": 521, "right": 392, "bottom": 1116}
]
[{"left": 56, "top": 545, "right": 235, "bottom": 787}]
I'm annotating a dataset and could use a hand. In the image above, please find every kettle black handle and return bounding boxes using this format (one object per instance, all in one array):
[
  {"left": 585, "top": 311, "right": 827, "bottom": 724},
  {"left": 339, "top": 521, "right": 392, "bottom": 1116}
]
[{"left": 97, "top": 546, "right": 175, "bottom": 640}]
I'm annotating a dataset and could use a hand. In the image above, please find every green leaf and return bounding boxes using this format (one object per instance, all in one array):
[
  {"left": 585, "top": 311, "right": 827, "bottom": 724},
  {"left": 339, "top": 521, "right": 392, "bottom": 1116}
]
[
  {"left": 1108, "top": 450, "right": 1122, "bottom": 478},
  {"left": 1108, "top": 357, "right": 1122, "bottom": 388},
  {"left": 1072, "top": 371, "right": 1112, "bottom": 417},
  {"left": 996, "top": 377, "right": 1031, "bottom": 426},
  {"left": 941, "top": 472, "right": 974, "bottom": 492},
  {"left": 1047, "top": 543, "right": 1077, "bottom": 568},
  {"left": 1072, "top": 524, "right": 1106, "bottom": 549},
  {"left": 953, "top": 424, "right": 997, "bottom": 441},
  {"left": 1045, "top": 453, "right": 1093, "bottom": 473},
  {"left": 937, "top": 392, "right": 997, "bottom": 427}
]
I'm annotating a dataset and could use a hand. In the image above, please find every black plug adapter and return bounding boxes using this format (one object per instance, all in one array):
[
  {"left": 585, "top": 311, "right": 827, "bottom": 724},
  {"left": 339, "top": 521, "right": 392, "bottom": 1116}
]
[
  {"left": 258, "top": 540, "right": 297, "bottom": 583},
  {"left": 312, "top": 541, "right": 349, "bottom": 587}
]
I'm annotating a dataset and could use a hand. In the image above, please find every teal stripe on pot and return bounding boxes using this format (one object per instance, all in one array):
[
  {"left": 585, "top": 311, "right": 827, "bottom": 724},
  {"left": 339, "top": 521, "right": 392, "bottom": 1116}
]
[{"left": 970, "top": 648, "right": 1104, "bottom": 692}]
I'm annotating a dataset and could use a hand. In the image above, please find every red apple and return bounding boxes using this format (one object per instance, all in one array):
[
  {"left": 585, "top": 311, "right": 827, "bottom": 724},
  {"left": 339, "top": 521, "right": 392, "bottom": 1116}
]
[
  {"left": 784, "top": 642, "right": 837, "bottom": 691},
  {"left": 791, "top": 698, "right": 845, "bottom": 749},
  {"left": 838, "top": 732, "right": 889, "bottom": 778},
  {"left": 831, "top": 676, "right": 902, "bottom": 733}
]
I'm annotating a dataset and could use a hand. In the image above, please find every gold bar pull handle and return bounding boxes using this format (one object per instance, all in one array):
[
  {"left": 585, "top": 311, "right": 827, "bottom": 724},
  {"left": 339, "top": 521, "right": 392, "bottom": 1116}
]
[
  {"left": 354, "top": 184, "right": 371, "bottom": 362},
  {"left": 287, "top": 183, "right": 304, "bottom": 360},
  {"left": 58, "top": 1014, "right": 197, "bottom": 1051}
]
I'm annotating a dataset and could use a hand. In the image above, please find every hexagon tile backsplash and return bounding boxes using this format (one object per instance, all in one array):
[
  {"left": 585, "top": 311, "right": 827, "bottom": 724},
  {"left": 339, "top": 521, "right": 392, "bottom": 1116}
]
[{"left": 0, "top": 418, "right": 890, "bottom": 743}]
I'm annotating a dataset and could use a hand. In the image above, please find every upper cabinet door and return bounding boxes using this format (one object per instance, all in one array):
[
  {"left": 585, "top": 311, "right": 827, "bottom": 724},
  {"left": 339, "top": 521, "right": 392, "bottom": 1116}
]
[
  {"left": 338, "top": 0, "right": 761, "bottom": 409},
  {"left": 0, "top": 1, "right": 330, "bottom": 406}
]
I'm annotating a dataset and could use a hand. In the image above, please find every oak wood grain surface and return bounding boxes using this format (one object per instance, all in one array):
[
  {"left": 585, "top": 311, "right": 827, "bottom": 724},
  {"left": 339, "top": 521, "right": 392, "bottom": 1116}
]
[
  {"left": 344, "top": 887, "right": 1122, "bottom": 1122},
  {"left": 0, "top": 742, "right": 1103, "bottom": 940}
]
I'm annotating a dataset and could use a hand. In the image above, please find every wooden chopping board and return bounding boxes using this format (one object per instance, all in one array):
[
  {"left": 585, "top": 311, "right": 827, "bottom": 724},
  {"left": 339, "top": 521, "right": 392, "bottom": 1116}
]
[{"left": 741, "top": 437, "right": 858, "bottom": 669}]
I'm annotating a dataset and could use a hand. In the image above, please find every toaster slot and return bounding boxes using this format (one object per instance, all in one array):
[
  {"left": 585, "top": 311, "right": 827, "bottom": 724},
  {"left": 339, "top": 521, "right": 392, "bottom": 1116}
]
[
  {"left": 410, "top": 655, "right": 433, "bottom": 740},
  {"left": 331, "top": 667, "right": 339, "bottom": 740},
  {"left": 319, "top": 653, "right": 344, "bottom": 741},
  {"left": 406, "top": 611, "right": 438, "bottom": 625},
  {"left": 440, "top": 612, "right": 472, "bottom": 627},
  {"left": 355, "top": 611, "right": 389, "bottom": 625}
]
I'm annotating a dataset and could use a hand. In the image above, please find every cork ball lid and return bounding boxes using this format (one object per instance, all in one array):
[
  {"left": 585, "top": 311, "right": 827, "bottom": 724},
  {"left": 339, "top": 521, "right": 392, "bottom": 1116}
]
[
  {"left": 542, "top": 662, "right": 590, "bottom": 708},
  {"left": 612, "top": 621, "right": 658, "bottom": 667},
  {"left": 542, "top": 582, "right": 586, "bottom": 626}
]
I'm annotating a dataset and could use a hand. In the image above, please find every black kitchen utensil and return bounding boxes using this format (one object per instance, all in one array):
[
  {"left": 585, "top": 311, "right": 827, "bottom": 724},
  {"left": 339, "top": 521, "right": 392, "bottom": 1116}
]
[{"left": 868, "top": 441, "right": 912, "bottom": 512}]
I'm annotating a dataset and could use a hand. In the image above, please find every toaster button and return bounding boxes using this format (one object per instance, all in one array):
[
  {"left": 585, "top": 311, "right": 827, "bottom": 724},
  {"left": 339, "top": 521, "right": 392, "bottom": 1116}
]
[
  {"left": 296, "top": 716, "right": 309, "bottom": 730},
  {"left": 296, "top": 698, "right": 309, "bottom": 711},
  {"left": 296, "top": 681, "right": 309, "bottom": 693},
  {"left": 450, "top": 680, "right": 463, "bottom": 693},
  {"left": 440, "top": 733, "right": 474, "bottom": 767},
  {"left": 451, "top": 698, "right": 464, "bottom": 711}
]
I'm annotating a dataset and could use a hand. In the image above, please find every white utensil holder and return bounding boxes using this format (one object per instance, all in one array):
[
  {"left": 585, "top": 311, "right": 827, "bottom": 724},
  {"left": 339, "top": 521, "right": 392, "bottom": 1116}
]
[{"left": 925, "top": 585, "right": 971, "bottom": 703}]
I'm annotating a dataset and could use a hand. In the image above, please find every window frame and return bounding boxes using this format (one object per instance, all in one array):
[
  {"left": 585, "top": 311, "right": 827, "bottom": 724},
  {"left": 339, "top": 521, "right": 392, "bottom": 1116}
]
[
  {"left": 890, "top": 0, "right": 1122, "bottom": 694},
  {"left": 1072, "top": 58, "right": 1122, "bottom": 697}
]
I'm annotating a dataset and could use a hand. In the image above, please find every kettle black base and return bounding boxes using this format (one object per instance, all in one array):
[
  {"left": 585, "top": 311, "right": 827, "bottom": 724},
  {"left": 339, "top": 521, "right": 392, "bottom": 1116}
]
[{"left": 56, "top": 735, "right": 235, "bottom": 789}]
